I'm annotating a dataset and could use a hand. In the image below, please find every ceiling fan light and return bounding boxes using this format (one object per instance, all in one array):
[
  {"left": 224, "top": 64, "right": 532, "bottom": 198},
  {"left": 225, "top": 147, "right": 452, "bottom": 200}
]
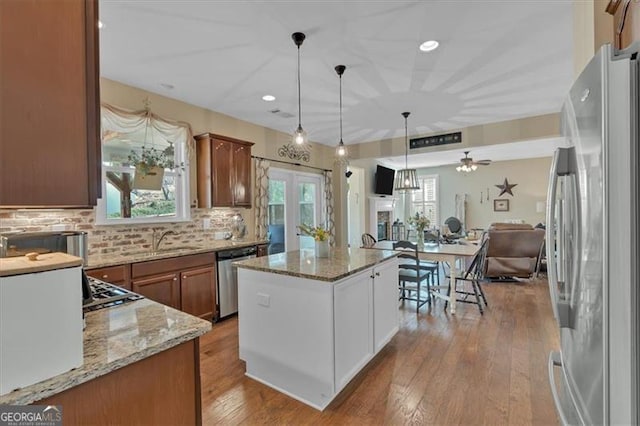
[
  {"left": 456, "top": 166, "right": 462, "bottom": 172},
  {"left": 471, "top": 164, "right": 478, "bottom": 171}
]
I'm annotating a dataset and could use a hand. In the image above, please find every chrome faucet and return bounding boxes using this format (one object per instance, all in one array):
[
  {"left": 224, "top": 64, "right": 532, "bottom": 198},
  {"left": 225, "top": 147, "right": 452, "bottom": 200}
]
[{"left": 152, "top": 230, "right": 177, "bottom": 251}]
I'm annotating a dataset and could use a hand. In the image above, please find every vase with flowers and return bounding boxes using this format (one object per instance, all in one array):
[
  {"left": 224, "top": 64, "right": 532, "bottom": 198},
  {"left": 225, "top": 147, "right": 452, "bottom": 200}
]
[
  {"left": 408, "top": 212, "right": 430, "bottom": 248},
  {"left": 297, "top": 224, "right": 330, "bottom": 258}
]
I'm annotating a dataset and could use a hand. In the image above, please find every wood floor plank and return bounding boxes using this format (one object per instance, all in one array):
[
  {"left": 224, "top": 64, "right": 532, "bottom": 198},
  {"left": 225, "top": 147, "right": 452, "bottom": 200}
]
[{"left": 199, "top": 278, "right": 560, "bottom": 425}]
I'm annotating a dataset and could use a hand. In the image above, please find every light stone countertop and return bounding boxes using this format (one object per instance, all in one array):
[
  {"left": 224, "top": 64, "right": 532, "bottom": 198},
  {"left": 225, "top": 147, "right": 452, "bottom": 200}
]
[
  {"left": 86, "top": 239, "right": 268, "bottom": 269},
  {"left": 234, "top": 247, "right": 398, "bottom": 282},
  {"left": 0, "top": 299, "right": 211, "bottom": 405}
]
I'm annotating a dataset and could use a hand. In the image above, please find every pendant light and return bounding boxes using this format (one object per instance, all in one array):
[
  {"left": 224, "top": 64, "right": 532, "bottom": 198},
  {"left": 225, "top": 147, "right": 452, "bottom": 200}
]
[
  {"left": 334, "top": 64, "right": 348, "bottom": 160},
  {"left": 394, "top": 112, "right": 420, "bottom": 191},
  {"left": 292, "top": 32, "right": 307, "bottom": 145}
]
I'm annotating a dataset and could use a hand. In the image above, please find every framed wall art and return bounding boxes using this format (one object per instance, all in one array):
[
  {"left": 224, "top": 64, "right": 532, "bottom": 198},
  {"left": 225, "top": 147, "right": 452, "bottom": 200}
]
[{"left": 493, "top": 199, "right": 509, "bottom": 212}]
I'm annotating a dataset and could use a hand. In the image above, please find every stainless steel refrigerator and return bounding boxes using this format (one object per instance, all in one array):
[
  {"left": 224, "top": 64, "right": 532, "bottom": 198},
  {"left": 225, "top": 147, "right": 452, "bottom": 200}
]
[{"left": 547, "top": 43, "right": 639, "bottom": 425}]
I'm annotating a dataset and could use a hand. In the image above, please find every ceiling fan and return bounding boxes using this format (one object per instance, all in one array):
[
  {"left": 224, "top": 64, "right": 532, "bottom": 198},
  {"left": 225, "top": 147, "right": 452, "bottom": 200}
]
[{"left": 456, "top": 151, "right": 491, "bottom": 172}]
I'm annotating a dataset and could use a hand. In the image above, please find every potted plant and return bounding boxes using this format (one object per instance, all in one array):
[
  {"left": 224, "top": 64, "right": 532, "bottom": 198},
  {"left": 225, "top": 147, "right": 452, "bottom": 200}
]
[
  {"left": 408, "top": 212, "right": 430, "bottom": 247},
  {"left": 297, "top": 224, "right": 330, "bottom": 258},
  {"left": 128, "top": 146, "right": 174, "bottom": 190}
]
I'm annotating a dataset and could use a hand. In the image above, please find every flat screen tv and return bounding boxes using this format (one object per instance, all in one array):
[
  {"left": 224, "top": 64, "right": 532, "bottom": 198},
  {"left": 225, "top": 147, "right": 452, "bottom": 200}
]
[{"left": 374, "top": 165, "right": 395, "bottom": 195}]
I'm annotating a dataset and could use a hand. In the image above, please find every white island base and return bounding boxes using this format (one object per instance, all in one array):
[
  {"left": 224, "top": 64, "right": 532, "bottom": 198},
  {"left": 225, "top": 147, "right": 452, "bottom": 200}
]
[{"left": 237, "top": 255, "right": 398, "bottom": 410}]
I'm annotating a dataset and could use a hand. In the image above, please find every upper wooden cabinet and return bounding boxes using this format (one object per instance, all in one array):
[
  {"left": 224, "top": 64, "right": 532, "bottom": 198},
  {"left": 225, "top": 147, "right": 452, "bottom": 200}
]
[
  {"left": 0, "top": 0, "right": 101, "bottom": 207},
  {"left": 613, "top": 0, "right": 639, "bottom": 50},
  {"left": 195, "top": 133, "right": 254, "bottom": 208}
]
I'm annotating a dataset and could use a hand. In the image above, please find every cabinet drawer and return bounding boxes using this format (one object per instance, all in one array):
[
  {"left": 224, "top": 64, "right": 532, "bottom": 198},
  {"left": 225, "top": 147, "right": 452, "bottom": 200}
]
[
  {"left": 86, "top": 265, "right": 130, "bottom": 289},
  {"left": 132, "top": 252, "right": 216, "bottom": 278}
]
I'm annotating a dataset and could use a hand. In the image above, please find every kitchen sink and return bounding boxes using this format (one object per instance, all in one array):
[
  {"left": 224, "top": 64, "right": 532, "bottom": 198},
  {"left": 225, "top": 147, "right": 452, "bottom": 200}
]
[{"left": 155, "top": 245, "right": 201, "bottom": 253}]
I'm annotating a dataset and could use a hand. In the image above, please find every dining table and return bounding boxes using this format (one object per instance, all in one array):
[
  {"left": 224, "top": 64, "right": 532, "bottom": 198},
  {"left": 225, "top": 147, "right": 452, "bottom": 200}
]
[{"left": 369, "top": 241, "right": 480, "bottom": 314}]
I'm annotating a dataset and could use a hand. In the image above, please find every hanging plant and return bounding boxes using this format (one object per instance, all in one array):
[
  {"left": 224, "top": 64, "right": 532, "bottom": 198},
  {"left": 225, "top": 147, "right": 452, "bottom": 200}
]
[{"left": 127, "top": 146, "right": 174, "bottom": 176}]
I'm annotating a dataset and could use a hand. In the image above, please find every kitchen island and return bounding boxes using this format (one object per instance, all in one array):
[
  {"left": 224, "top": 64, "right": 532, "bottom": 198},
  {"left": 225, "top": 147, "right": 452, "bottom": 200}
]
[
  {"left": 235, "top": 247, "right": 399, "bottom": 410},
  {"left": 0, "top": 298, "right": 211, "bottom": 425}
]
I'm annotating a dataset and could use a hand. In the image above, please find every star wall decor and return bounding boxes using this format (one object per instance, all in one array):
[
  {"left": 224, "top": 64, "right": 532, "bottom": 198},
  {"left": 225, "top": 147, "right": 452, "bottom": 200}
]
[{"left": 495, "top": 178, "right": 517, "bottom": 196}]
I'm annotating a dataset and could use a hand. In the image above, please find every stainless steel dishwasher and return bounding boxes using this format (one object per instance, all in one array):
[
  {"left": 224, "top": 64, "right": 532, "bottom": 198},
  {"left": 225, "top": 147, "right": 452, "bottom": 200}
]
[{"left": 216, "top": 245, "right": 257, "bottom": 320}]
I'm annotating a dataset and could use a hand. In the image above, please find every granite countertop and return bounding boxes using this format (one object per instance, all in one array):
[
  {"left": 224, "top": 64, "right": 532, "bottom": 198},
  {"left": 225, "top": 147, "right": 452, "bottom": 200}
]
[
  {"left": 234, "top": 247, "right": 398, "bottom": 282},
  {"left": 86, "top": 239, "right": 268, "bottom": 269},
  {"left": 0, "top": 299, "right": 211, "bottom": 405}
]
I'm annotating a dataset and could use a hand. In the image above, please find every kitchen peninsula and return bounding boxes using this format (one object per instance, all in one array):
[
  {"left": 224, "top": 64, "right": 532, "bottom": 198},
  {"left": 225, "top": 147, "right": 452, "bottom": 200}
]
[
  {"left": 0, "top": 298, "right": 211, "bottom": 425},
  {"left": 235, "top": 247, "right": 399, "bottom": 410}
]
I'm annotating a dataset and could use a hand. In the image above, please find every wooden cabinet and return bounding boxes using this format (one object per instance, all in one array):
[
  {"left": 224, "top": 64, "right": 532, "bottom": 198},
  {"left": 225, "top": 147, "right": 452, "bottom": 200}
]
[
  {"left": 0, "top": 0, "right": 101, "bottom": 207},
  {"left": 180, "top": 266, "right": 216, "bottom": 320},
  {"left": 195, "top": 133, "right": 254, "bottom": 208},
  {"left": 257, "top": 244, "right": 269, "bottom": 257},
  {"left": 132, "top": 273, "right": 181, "bottom": 310},
  {"left": 85, "top": 265, "right": 131, "bottom": 290},
  {"left": 613, "top": 0, "right": 639, "bottom": 50},
  {"left": 132, "top": 252, "right": 217, "bottom": 320}
]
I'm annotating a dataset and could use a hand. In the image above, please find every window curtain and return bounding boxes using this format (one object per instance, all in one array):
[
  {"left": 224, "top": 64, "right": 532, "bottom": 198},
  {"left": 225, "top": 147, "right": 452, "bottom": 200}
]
[
  {"left": 101, "top": 103, "right": 194, "bottom": 154},
  {"left": 455, "top": 193, "right": 468, "bottom": 232},
  {"left": 323, "top": 170, "right": 335, "bottom": 246},
  {"left": 254, "top": 158, "right": 270, "bottom": 240}
]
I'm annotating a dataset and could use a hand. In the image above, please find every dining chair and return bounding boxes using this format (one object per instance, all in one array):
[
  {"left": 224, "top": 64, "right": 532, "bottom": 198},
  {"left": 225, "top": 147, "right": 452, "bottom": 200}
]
[
  {"left": 444, "top": 237, "right": 489, "bottom": 314},
  {"left": 393, "top": 240, "right": 432, "bottom": 313},
  {"left": 361, "top": 233, "right": 377, "bottom": 248}
]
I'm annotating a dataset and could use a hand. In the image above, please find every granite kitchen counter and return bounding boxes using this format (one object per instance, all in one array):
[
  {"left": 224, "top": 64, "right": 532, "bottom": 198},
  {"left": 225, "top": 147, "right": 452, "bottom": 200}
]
[
  {"left": 86, "top": 238, "right": 268, "bottom": 269},
  {"left": 0, "top": 299, "right": 211, "bottom": 405},
  {"left": 234, "top": 247, "right": 398, "bottom": 282}
]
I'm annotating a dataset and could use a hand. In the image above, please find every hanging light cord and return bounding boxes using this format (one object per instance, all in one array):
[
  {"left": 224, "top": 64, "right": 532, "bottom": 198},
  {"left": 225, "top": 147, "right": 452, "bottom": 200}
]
[
  {"left": 297, "top": 45, "right": 302, "bottom": 129},
  {"left": 339, "top": 73, "right": 343, "bottom": 142},
  {"left": 404, "top": 115, "right": 408, "bottom": 169}
]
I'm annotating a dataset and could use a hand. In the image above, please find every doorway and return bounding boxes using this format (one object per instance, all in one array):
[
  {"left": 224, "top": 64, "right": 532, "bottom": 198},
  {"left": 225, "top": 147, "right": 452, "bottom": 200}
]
[{"left": 268, "top": 168, "right": 324, "bottom": 253}]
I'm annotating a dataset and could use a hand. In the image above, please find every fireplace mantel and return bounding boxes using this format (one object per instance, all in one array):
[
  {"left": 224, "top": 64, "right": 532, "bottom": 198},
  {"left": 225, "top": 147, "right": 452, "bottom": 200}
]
[{"left": 369, "top": 196, "right": 398, "bottom": 240}]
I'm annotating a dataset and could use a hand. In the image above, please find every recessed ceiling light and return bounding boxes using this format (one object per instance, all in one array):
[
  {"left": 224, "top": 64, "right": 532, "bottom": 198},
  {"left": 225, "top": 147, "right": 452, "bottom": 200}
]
[
  {"left": 160, "top": 83, "right": 174, "bottom": 90},
  {"left": 419, "top": 40, "right": 439, "bottom": 52},
  {"left": 262, "top": 95, "right": 276, "bottom": 102},
  {"left": 98, "top": 20, "right": 104, "bottom": 29}
]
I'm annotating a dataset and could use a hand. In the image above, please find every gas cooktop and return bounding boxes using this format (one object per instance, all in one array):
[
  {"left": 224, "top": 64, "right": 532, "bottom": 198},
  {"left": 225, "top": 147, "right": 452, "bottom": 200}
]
[{"left": 83, "top": 277, "right": 143, "bottom": 312}]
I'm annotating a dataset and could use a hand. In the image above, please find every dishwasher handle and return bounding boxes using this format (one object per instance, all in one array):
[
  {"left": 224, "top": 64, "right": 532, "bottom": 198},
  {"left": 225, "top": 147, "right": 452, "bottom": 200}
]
[{"left": 217, "top": 246, "right": 257, "bottom": 260}]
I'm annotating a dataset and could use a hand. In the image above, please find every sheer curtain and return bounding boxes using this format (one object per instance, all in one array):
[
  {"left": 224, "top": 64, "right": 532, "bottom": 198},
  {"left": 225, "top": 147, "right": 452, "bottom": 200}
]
[
  {"left": 254, "top": 158, "right": 270, "bottom": 240},
  {"left": 323, "top": 170, "right": 335, "bottom": 246},
  {"left": 455, "top": 193, "right": 468, "bottom": 232},
  {"left": 101, "top": 103, "right": 194, "bottom": 153}
]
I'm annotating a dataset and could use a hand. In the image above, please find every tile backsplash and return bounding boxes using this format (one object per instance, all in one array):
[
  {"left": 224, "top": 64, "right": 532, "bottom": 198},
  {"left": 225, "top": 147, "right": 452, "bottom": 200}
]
[{"left": 0, "top": 208, "right": 247, "bottom": 257}]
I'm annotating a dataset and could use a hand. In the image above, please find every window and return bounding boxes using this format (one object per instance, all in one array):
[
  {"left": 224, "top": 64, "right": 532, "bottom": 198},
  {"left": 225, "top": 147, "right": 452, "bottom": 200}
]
[
  {"left": 410, "top": 175, "right": 439, "bottom": 226},
  {"left": 96, "top": 105, "right": 191, "bottom": 225}
]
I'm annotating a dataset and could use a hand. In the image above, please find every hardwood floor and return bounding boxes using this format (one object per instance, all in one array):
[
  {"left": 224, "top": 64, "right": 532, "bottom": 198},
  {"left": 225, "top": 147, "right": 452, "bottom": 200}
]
[{"left": 199, "top": 278, "right": 560, "bottom": 425}]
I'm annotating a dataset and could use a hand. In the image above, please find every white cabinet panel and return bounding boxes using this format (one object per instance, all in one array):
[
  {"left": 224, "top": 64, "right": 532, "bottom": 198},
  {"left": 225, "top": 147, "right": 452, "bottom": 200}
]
[
  {"left": 373, "top": 258, "right": 400, "bottom": 352},
  {"left": 334, "top": 273, "right": 373, "bottom": 390}
]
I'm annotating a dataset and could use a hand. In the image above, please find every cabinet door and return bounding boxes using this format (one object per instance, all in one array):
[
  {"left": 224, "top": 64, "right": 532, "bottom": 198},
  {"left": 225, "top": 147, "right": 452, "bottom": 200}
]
[
  {"left": 334, "top": 273, "right": 373, "bottom": 391},
  {"left": 256, "top": 244, "right": 268, "bottom": 257},
  {"left": 373, "top": 259, "right": 399, "bottom": 352},
  {"left": 212, "top": 139, "right": 234, "bottom": 207},
  {"left": 132, "top": 273, "right": 180, "bottom": 309},
  {"left": 233, "top": 143, "right": 252, "bottom": 206},
  {"left": 0, "top": 0, "right": 100, "bottom": 207},
  {"left": 180, "top": 266, "right": 216, "bottom": 320}
]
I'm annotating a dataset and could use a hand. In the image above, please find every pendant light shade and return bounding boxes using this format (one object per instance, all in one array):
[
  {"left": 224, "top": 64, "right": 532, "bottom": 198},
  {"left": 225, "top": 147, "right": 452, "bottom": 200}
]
[
  {"left": 334, "top": 64, "right": 348, "bottom": 161},
  {"left": 291, "top": 32, "right": 308, "bottom": 146},
  {"left": 394, "top": 112, "right": 420, "bottom": 191}
]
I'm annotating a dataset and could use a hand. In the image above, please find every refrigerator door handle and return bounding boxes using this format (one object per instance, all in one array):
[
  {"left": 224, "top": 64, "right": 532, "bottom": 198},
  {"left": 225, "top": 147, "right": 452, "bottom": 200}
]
[
  {"left": 547, "top": 149, "right": 561, "bottom": 321},
  {"left": 548, "top": 351, "right": 570, "bottom": 426}
]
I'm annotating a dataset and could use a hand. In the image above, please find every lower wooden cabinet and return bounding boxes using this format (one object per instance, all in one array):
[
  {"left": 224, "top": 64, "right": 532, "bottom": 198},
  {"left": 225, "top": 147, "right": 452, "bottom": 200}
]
[
  {"left": 131, "top": 252, "right": 217, "bottom": 320},
  {"left": 180, "top": 266, "right": 216, "bottom": 319},
  {"left": 132, "top": 272, "right": 181, "bottom": 310},
  {"left": 85, "top": 265, "right": 131, "bottom": 290},
  {"left": 257, "top": 244, "right": 268, "bottom": 257}
]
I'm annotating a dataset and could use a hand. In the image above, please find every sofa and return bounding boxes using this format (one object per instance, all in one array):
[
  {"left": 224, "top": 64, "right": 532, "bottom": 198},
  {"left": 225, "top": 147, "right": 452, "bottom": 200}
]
[{"left": 483, "top": 223, "right": 545, "bottom": 278}]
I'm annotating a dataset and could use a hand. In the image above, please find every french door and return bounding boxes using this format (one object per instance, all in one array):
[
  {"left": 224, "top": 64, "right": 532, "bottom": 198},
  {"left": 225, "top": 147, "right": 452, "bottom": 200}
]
[{"left": 268, "top": 168, "right": 323, "bottom": 252}]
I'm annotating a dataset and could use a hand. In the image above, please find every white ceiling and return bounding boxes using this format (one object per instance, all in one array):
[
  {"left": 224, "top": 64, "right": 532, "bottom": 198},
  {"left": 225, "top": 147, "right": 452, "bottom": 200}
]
[{"left": 99, "top": 1, "right": 574, "bottom": 147}]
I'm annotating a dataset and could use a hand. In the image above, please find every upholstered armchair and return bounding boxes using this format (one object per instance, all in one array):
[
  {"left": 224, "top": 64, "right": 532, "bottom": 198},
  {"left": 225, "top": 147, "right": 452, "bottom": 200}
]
[{"left": 483, "top": 223, "right": 545, "bottom": 278}]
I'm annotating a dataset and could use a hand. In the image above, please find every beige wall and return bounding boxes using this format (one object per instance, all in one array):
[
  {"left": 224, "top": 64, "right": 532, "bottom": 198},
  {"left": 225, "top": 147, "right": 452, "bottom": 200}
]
[
  {"left": 347, "top": 113, "right": 560, "bottom": 161},
  {"left": 573, "top": 0, "right": 614, "bottom": 77}
]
